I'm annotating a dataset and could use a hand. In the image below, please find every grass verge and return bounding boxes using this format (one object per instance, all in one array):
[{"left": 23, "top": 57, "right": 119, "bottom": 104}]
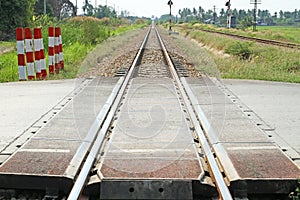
[
  {"left": 175, "top": 26, "right": 300, "bottom": 83},
  {"left": 179, "top": 23, "right": 300, "bottom": 44},
  {"left": 0, "top": 16, "right": 149, "bottom": 83}
]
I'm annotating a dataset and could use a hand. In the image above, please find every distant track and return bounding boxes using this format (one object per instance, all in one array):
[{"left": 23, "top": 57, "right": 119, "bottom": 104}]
[{"left": 198, "top": 28, "right": 300, "bottom": 49}]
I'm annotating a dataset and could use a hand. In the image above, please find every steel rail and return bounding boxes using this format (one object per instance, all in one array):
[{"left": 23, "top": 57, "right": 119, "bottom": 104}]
[
  {"left": 67, "top": 26, "right": 152, "bottom": 200},
  {"left": 200, "top": 29, "right": 300, "bottom": 49},
  {"left": 155, "top": 28, "right": 233, "bottom": 200}
]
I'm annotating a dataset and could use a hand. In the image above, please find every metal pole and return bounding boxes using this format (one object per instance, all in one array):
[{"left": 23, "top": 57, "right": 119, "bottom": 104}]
[
  {"left": 168, "top": 0, "right": 173, "bottom": 32},
  {"left": 227, "top": 0, "right": 231, "bottom": 28},
  {"left": 253, "top": 0, "right": 257, "bottom": 31},
  {"left": 213, "top": 5, "right": 216, "bottom": 24},
  {"left": 44, "top": 0, "right": 46, "bottom": 15},
  {"left": 251, "top": 0, "right": 261, "bottom": 31},
  {"left": 169, "top": 5, "right": 172, "bottom": 31}
]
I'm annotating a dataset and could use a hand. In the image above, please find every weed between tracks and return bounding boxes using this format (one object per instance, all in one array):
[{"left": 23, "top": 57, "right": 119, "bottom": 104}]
[{"left": 175, "top": 25, "right": 300, "bottom": 83}]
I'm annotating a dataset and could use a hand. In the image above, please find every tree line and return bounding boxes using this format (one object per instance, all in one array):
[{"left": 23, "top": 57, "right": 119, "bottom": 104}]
[
  {"left": 173, "top": 6, "right": 300, "bottom": 27},
  {"left": 0, "top": 0, "right": 122, "bottom": 40}
]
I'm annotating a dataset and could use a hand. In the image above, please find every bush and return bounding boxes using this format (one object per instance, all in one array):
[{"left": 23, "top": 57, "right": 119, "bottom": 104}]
[{"left": 225, "top": 41, "right": 254, "bottom": 60}]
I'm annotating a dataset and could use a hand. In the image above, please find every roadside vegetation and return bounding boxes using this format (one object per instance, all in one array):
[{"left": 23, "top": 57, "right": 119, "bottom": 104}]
[
  {"left": 177, "top": 23, "right": 300, "bottom": 44},
  {"left": 0, "top": 16, "right": 149, "bottom": 83},
  {"left": 0, "top": 0, "right": 149, "bottom": 83},
  {"left": 174, "top": 25, "right": 300, "bottom": 83}
]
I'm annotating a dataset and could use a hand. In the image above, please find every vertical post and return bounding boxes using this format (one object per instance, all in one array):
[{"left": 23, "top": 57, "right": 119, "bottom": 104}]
[
  {"left": 167, "top": 0, "right": 173, "bottom": 32},
  {"left": 251, "top": 0, "right": 261, "bottom": 31},
  {"left": 57, "top": 27, "right": 64, "bottom": 70},
  {"left": 253, "top": 0, "right": 257, "bottom": 31},
  {"left": 48, "top": 27, "right": 55, "bottom": 75},
  {"left": 75, "top": 0, "right": 78, "bottom": 16},
  {"left": 39, "top": 29, "right": 47, "bottom": 78},
  {"left": 54, "top": 27, "right": 61, "bottom": 74},
  {"left": 213, "top": 5, "right": 216, "bottom": 24},
  {"left": 16, "top": 28, "right": 27, "bottom": 81},
  {"left": 34, "top": 28, "right": 42, "bottom": 79},
  {"left": 44, "top": 0, "right": 46, "bottom": 15},
  {"left": 226, "top": 0, "right": 231, "bottom": 28},
  {"left": 24, "top": 28, "right": 35, "bottom": 80}
]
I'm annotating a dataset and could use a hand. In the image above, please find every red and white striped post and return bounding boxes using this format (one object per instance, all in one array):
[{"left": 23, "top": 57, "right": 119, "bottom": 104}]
[
  {"left": 39, "top": 29, "right": 47, "bottom": 78},
  {"left": 16, "top": 28, "right": 27, "bottom": 81},
  {"left": 34, "top": 28, "right": 42, "bottom": 79},
  {"left": 58, "top": 27, "right": 64, "bottom": 70},
  {"left": 24, "top": 28, "right": 35, "bottom": 80},
  {"left": 54, "top": 27, "right": 61, "bottom": 74},
  {"left": 48, "top": 27, "right": 55, "bottom": 75}
]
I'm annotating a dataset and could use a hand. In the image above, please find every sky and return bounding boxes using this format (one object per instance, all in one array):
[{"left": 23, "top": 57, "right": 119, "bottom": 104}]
[{"left": 70, "top": 0, "right": 300, "bottom": 18}]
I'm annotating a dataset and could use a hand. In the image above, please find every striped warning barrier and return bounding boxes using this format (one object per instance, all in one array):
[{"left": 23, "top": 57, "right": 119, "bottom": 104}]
[
  {"left": 34, "top": 28, "right": 42, "bottom": 79},
  {"left": 16, "top": 26, "right": 63, "bottom": 80},
  {"left": 16, "top": 28, "right": 27, "bottom": 81},
  {"left": 58, "top": 27, "right": 64, "bottom": 70},
  {"left": 48, "top": 27, "right": 55, "bottom": 75},
  {"left": 54, "top": 27, "right": 60, "bottom": 74},
  {"left": 39, "top": 29, "right": 47, "bottom": 78},
  {"left": 24, "top": 28, "right": 35, "bottom": 80}
]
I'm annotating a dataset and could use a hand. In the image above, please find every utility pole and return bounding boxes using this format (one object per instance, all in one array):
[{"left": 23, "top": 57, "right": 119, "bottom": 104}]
[
  {"left": 167, "top": 0, "right": 173, "bottom": 32},
  {"left": 213, "top": 5, "right": 216, "bottom": 24},
  {"left": 225, "top": 0, "right": 231, "bottom": 28},
  {"left": 75, "top": 0, "right": 78, "bottom": 16},
  {"left": 44, "top": 0, "right": 46, "bottom": 15},
  {"left": 250, "top": 0, "right": 261, "bottom": 31}
]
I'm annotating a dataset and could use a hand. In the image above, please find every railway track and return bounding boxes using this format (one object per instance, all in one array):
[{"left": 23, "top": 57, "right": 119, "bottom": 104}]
[
  {"left": 0, "top": 23, "right": 299, "bottom": 200},
  {"left": 68, "top": 23, "right": 232, "bottom": 199},
  {"left": 196, "top": 28, "right": 300, "bottom": 49}
]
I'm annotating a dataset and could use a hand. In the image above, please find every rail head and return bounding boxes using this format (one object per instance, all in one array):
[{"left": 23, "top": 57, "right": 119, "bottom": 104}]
[
  {"left": 154, "top": 27, "right": 233, "bottom": 200},
  {"left": 67, "top": 26, "right": 152, "bottom": 200},
  {"left": 199, "top": 28, "right": 300, "bottom": 49}
]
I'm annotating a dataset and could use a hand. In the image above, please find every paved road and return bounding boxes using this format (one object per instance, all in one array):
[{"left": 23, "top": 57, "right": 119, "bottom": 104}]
[
  {"left": 223, "top": 79, "right": 300, "bottom": 167},
  {"left": 1, "top": 78, "right": 299, "bottom": 168},
  {"left": 0, "top": 79, "right": 80, "bottom": 152}
]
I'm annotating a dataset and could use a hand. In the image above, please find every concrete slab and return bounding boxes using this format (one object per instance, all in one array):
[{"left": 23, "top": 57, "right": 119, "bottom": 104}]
[
  {"left": 0, "top": 79, "right": 83, "bottom": 152},
  {"left": 223, "top": 79, "right": 300, "bottom": 166},
  {"left": 99, "top": 78, "right": 203, "bottom": 180},
  {"left": 186, "top": 76, "right": 300, "bottom": 187},
  {"left": 0, "top": 78, "right": 119, "bottom": 189}
]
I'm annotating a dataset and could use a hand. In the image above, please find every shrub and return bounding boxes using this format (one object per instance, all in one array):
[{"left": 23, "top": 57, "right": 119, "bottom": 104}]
[{"left": 225, "top": 41, "right": 254, "bottom": 60}]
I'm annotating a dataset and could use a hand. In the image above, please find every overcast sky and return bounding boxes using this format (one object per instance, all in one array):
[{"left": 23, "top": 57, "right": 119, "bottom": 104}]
[{"left": 70, "top": 0, "right": 300, "bottom": 18}]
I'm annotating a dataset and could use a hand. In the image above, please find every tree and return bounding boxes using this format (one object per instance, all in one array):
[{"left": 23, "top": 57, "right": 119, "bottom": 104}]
[
  {"left": 47, "top": 0, "right": 76, "bottom": 19},
  {"left": 94, "top": 5, "right": 116, "bottom": 19},
  {"left": 34, "top": 0, "right": 54, "bottom": 16},
  {"left": 198, "top": 6, "right": 205, "bottom": 21},
  {"left": 220, "top": 8, "right": 225, "bottom": 17},
  {"left": 193, "top": 7, "right": 197, "bottom": 18},
  {"left": 83, "top": 0, "right": 93, "bottom": 16},
  {"left": 240, "top": 16, "right": 253, "bottom": 29},
  {"left": 279, "top": 10, "right": 284, "bottom": 19},
  {"left": 0, "top": 0, "right": 36, "bottom": 40}
]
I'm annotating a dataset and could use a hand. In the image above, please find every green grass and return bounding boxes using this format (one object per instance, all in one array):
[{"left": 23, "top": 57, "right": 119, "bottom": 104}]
[
  {"left": 0, "top": 52, "right": 18, "bottom": 82},
  {"left": 0, "top": 16, "right": 148, "bottom": 83},
  {"left": 0, "top": 41, "right": 14, "bottom": 47},
  {"left": 255, "top": 26, "right": 300, "bottom": 43},
  {"left": 175, "top": 26, "right": 300, "bottom": 83},
  {"left": 179, "top": 23, "right": 300, "bottom": 44}
]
